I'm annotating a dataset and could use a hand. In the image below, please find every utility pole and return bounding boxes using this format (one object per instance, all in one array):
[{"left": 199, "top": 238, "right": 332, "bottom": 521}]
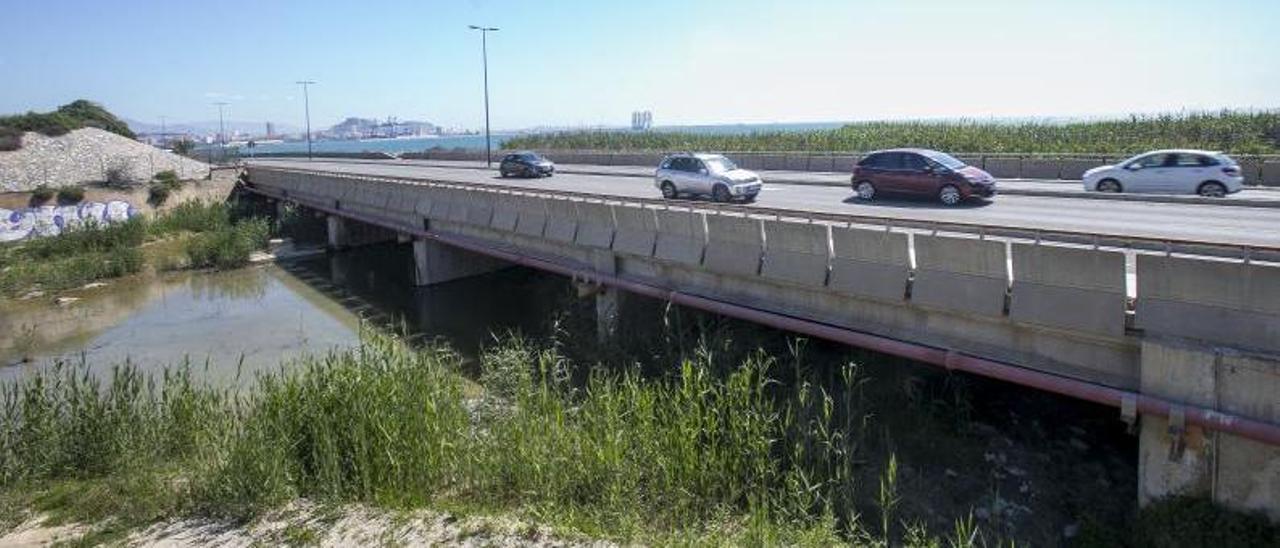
[
  {"left": 296, "top": 80, "right": 316, "bottom": 160},
  {"left": 159, "top": 115, "right": 167, "bottom": 147},
  {"left": 468, "top": 25, "right": 498, "bottom": 167},
  {"left": 213, "top": 102, "right": 228, "bottom": 165}
]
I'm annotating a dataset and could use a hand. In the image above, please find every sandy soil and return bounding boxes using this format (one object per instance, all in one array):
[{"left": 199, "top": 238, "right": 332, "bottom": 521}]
[{"left": 1, "top": 503, "right": 612, "bottom": 548}]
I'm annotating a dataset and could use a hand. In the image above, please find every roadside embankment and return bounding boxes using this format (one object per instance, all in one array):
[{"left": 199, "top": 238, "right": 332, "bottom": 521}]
[{"left": 0, "top": 128, "right": 210, "bottom": 192}]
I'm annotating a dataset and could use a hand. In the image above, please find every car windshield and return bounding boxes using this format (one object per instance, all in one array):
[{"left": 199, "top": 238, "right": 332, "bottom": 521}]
[
  {"left": 520, "top": 153, "right": 543, "bottom": 162},
  {"left": 922, "top": 151, "right": 966, "bottom": 169},
  {"left": 702, "top": 157, "right": 737, "bottom": 172}
]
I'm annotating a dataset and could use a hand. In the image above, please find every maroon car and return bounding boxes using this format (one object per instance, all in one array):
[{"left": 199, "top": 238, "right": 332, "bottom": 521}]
[{"left": 851, "top": 149, "right": 996, "bottom": 205}]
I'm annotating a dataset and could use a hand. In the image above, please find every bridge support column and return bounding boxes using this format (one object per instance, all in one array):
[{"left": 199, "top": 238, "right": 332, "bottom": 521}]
[
  {"left": 1137, "top": 339, "right": 1280, "bottom": 521},
  {"left": 275, "top": 199, "right": 289, "bottom": 218},
  {"left": 591, "top": 251, "right": 620, "bottom": 342},
  {"left": 326, "top": 215, "right": 349, "bottom": 250},
  {"left": 412, "top": 238, "right": 509, "bottom": 287}
]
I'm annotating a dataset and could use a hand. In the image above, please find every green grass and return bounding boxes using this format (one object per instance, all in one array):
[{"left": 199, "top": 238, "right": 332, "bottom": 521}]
[
  {"left": 0, "top": 100, "right": 135, "bottom": 145},
  {"left": 504, "top": 110, "right": 1280, "bottom": 155},
  {"left": 0, "top": 334, "right": 985, "bottom": 545},
  {"left": 0, "top": 201, "right": 271, "bottom": 296}
]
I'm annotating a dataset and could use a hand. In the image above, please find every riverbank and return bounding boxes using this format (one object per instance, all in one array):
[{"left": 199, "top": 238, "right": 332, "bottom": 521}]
[
  {"left": 0, "top": 176, "right": 278, "bottom": 303},
  {"left": 2, "top": 329, "right": 1276, "bottom": 547}
]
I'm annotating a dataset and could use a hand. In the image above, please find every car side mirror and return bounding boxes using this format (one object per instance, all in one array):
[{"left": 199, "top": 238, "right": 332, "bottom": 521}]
[
  {"left": 699, "top": 168, "right": 709, "bottom": 175},
  {"left": 1126, "top": 164, "right": 1142, "bottom": 171}
]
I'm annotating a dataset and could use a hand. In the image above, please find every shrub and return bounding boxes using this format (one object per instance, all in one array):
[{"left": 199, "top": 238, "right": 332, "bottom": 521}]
[
  {"left": 0, "top": 126, "right": 20, "bottom": 151},
  {"left": 29, "top": 185, "right": 54, "bottom": 205},
  {"left": 153, "top": 170, "right": 179, "bottom": 186},
  {"left": 147, "top": 183, "right": 171, "bottom": 206},
  {"left": 56, "top": 186, "right": 85, "bottom": 205},
  {"left": 171, "top": 139, "right": 195, "bottom": 155},
  {"left": 149, "top": 201, "right": 231, "bottom": 235},
  {"left": 184, "top": 218, "right": 270, "bottom": 269},
  {"left": 105, "top": 164, "right": 136, "bottom": 189}
]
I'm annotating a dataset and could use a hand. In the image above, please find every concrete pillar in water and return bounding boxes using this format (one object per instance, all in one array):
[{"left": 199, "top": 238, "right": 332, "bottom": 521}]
[
  {"left": 326, "top": 215, "right": 349, "bottom": 250},
  {"left": 411, "top": 238, "right": 508, "bottom": 287},
  {"left": 1137, "top": 338, "right": 1280, "bottom": 521},
  {"left": 275, "top": 199, "right": 289, "bottom": 218},
  {"left": 590, "top": 250, "right": 620, "bottom": 342},
  {"left": 329, "top": 254, "right": 349, "bottom": 286}
]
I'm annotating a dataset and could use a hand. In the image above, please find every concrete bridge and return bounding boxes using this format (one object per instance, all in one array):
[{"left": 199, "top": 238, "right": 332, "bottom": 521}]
[{"left": 243, "top": 161, "right": 1280, "bottom": 520}]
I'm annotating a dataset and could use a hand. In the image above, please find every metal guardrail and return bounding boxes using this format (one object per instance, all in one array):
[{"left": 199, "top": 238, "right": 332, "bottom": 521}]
[{"left": 249, "top": 165, "right": 1280, "bottom": 262}]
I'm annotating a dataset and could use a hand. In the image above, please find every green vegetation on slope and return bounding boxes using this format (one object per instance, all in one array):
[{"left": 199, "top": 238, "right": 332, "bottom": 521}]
[
  {"left": 504, "top": 110, "right": 1280, "bottom": 155},
  {"left": 0, "top": 201, "right": 271, "bottom": 297},
  {"left": 0, "top": 100, "right": 136, "bottom": 150},
  {"left": 2, "top": 334, "right": 1275, "bottom": 546},
  {"left": 0, "top": 335, "right": 955, "bottom": 545}
]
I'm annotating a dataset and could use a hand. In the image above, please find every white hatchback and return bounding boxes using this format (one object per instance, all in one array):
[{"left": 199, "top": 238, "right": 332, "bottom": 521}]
[{"left": 1081, "top": 150, "right": 1244, "bottom": 197}]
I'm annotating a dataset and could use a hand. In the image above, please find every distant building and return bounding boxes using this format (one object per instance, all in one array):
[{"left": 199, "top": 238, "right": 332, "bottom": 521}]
[
  {"left": 631, "top": 111, "right": 653, "bottom": 131},
  {"left": 265, "top": 122, "right": 275, "bottom": 139}
]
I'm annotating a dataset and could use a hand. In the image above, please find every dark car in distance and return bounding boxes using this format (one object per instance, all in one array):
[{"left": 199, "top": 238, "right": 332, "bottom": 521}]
[
  {"left": 499, "top": 151, "right": 555, "bottom": 178},
  {"left": 851, "top": 149, "right": 996, "bottom": 205}
]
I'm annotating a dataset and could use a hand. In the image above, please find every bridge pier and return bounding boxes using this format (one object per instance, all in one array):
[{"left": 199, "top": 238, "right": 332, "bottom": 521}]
[
  {"left": 411, "top": 238, "right": 509, "bottom": 287},
  {"left": 590, "top": 251, "right": 621, "bottom": 342},
  {"left": 326, "top": 215, "right": 350, "bottom": 250},
  {"left": 1138, "top": 339, "right": 1280, "bottom": 521}
]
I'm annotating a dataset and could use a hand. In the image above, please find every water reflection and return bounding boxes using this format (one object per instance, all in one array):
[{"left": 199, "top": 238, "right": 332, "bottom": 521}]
[{"left": 0, "top": 242, "right": 572, "bottom": 385}]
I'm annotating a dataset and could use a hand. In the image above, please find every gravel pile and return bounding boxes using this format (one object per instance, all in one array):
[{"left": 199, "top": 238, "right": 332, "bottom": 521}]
[{"left": 0, "top": 128, "right": 210, "bottom": 191}]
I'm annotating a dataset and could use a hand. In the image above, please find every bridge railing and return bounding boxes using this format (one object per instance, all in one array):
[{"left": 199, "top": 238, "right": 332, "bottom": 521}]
[{"left": 251, "top": 165, "right": 1280, "bottom": 263}]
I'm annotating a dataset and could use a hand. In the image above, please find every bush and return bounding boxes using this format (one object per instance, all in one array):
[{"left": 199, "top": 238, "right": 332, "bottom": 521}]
[
  {"left": 56, "top": 186, "right": 85, "bottom": 205},
  {"left": 149, "top": 201, "right": 231, "bottom": 235},
  {"left": 29, "top": 185, "right": 54, "bottom": 205},
  {"left": 0, "top": 126, "right": 20, "bottom": 151},
  {"left": 0, "top": 100, "right": 136, "bottom": 143},
  {"left": 105, "top": 164, "right": 136, "bottom": 189},
  {"left": 184, "top": 218, "right": 270, "bottom": 269},
  {"left": 171, "top": 140, "right": 194, "bottom": 155},
  {"left": 153, "top": 170, "right": 179, "bottom": 186}
]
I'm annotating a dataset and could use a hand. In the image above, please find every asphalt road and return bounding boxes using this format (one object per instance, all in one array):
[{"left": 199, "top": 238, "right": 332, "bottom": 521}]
[{"left": 249, "top": 158, "right": 1280, "bottom": 249}]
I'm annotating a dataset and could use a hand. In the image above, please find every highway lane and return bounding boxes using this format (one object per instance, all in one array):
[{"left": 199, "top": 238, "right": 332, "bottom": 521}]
[{"left": 249, "top": 158, "right": 1280, "bottom": 248}]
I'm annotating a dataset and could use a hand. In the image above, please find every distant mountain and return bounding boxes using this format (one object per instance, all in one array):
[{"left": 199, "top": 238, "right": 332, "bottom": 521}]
[
  {"left": 125, "top": 118, "right": 300, "bottom": 136},
  {"left": 326, "top": 117, "right": 438, "bottom": 138}
]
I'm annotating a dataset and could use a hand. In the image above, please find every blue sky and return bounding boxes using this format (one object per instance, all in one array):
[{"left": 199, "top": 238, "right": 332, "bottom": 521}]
[{"left": 3, "top": 0, "right": 1277, "bottom": 131}]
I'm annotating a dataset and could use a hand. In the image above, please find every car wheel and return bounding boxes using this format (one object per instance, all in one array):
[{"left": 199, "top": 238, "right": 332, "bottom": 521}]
[
  {"left": 854, "top": 180, "right": 876, "bottom": 200},
  {"left": 938, "top": 184, "right": 962, "bottom": 206},
  {"left": 1097, "top": 179, "right": 1122, "bottom": 193},
  {"left": 712, "top": 185, "right": 731, "bottom": 203},
  {"left": 1197, "top": 181, "right": 1227, "bottom": 197},
  {"left": 660, "top": 181, "right": 678, "bottom": 199},
  {"left": 499, "top": 169, "right": 509, "bottom": 178}
]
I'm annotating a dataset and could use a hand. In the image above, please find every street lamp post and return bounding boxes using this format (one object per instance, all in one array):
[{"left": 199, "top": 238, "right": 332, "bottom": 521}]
[
  {"left": 468, "top": 25, "right": 498, "bottom": 167},
  {"left": 213, "top": 102, "right": 228, "bottom": 165},
  {"left": 296, "top": 80, "right": 316, "bottom": 160}
]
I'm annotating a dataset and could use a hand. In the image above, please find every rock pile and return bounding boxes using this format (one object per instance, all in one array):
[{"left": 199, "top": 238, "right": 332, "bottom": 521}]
[{"left": 0, "top": 128, "right": 210, "bottom": 191}]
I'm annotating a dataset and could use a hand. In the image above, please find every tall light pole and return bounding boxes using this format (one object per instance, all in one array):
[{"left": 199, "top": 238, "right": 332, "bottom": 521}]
[
  {"left": 468, "top": 25, "right": 498, "bottom": 167},
  {"left": 213, "top": 102, "right": 228, "bottom": 164},
  {"left": 159, "top": 115, "right": 167, "bottom": 147},
  {"left": 296, "top": 80, "right": 316, "bottom": 160}
]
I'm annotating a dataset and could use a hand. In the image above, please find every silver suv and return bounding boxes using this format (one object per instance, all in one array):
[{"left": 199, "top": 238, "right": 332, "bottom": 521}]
[{"left": 654, "top": 153, "right": 762, "bottom": 202}]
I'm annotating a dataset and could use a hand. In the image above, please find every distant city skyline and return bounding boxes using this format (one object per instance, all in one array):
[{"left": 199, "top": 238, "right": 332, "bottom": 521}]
[{"left": 3, "top": 0, "right": 1278, "bottom": 132}]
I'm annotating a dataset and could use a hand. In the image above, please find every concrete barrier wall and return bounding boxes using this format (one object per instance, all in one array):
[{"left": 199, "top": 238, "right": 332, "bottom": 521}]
[
  {"left": 1010, "top": 244, "right": 1127, "bottom": 337},
  {"left": 984, "top": 157, "right": 1021, "bottom": 178},
  {"left": 828, "top": 227, "right": 910, "bottom": 302},
  {"left": 761, "top": 221, "right": 829, "bottom": 288},
  {"left": 574, "top": 202, "right": 615, "bottom": 249},
  {"left": 703, "top": 214, "right": 763, "bottom": 276},
  {"left": 1136, "top": 255, "right": 1280, "bottom": 353},
  {"left": 654, "top": 208, "right": 707, "bottom": 266},
  {"left": 1021, "top": 158, "right": 1060, "bottom": 180},
  {"left": 489, "top": 193, "right": 520, "bottom": 231},
  {"left": 513, "top": 195, "right": 548, "bottom": 238},
  {"left": 611, "top": 205, "right": 658, "bottom": 257},
  {"left": 912, "top": 235, "right": 1008, "bottom": 317},
  {"left": 544, "top": 199, "right": 579, "bottom": 243},
  {"left": 1262, "top": 162, "right": 1280, "bottom": 187}
]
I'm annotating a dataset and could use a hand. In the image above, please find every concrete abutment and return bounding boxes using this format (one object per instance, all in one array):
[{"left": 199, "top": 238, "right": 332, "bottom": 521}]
[{"left": 410, "top": 238, "right": 511, "bottom": 287}]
